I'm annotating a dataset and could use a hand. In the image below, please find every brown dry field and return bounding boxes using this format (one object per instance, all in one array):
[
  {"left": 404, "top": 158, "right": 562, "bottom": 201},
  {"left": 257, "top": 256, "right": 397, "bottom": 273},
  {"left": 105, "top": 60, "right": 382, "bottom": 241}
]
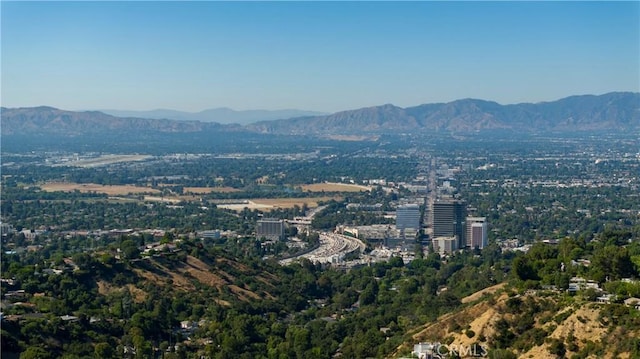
[
  {"left": 251, "top": 196, "right": 338, "bottom": 208},
  {"left": 460, "top": 282, "right": 506, "bottom": 304},
  {"left": 40, "top": 182, "right": 160, "bottom": 195},
  {"left": 183, "top": 186, "right": 240, "bottom": 194},
  {"left": 216, "top": 196, "right": 339, "bottom": 211},
  {"left": 97, "top": 281, "right": 147, "bottom": 303},
  {"left": 39, "top": 182, "right": 341, "bottom": 209},
  {"left": 299, "top": 182, "right": 371, "bottom": 192}
]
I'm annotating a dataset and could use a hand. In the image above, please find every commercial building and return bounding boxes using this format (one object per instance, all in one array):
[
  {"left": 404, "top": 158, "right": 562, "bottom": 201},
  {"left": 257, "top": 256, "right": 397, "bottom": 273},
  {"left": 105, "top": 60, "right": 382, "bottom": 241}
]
[
  {"left": 432, "top": 236, "right": 458, "bottom": 255},
  {"left": 432, "top": 199, "right": 466, "bottom": 248},
  {"left": 396, "top": 204, "right": 421, "bottom": 231},
  {"left": 256, "top": 218, "right": 285, "bottom": 241},
  {"left": 466, "top": 217, "right": 488, "bottom": 249},
  {"left": 198, "top": 230, "right": 221, "bottom": 240}
]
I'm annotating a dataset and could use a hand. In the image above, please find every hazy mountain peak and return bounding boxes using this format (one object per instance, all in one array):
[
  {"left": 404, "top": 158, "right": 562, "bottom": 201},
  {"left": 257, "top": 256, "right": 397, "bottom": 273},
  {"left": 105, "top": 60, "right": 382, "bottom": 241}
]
[{"left": 99, "top": 108, "right": 328, "bottom": 125}]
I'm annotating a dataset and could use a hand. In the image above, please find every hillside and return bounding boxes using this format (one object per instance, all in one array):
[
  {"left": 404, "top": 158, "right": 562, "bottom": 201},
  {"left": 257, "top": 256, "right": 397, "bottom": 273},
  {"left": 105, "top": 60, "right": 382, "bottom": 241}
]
[
  {"left": 127, "top": 254, "right": 275, "bottom": 303},
  {"left": 394, "top": 287, "right": 640, "bottom": 359},
  {"left": 248, "top": 92, "right": 640, "bottom": 135}
]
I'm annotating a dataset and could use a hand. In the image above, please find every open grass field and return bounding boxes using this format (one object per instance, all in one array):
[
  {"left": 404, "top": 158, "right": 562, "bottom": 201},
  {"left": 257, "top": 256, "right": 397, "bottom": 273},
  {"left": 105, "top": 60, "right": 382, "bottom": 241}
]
[
  {"left": 40, "top": 182, "right": 160, "bottom": 195},
  {"left": 299, "top": 182, "right": 372, "bottom": 192}
]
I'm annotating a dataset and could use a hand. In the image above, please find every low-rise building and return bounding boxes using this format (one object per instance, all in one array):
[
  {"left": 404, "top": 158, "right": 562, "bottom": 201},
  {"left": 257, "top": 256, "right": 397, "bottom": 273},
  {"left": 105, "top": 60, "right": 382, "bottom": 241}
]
[
  {"left": 432, "top": 236, "right": 458, "bottom": 255},
  {"left": 412, "top": 342, "right": 441, "bottom": 359},
  {"left": 256, "top": 218, "right": 285, "bottom": 241}
]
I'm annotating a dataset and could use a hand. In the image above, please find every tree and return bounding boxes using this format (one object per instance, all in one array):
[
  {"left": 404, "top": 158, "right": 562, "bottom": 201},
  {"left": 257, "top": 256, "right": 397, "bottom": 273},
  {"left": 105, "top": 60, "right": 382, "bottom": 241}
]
[
  {"left": 120, "top": 239, "right": 140, "bottom": 260},
  {"left": 590, "top": 246, "right": 636, "bottom": 282},
  {"left": 94, "top": 342, "right": 114, "bottom": 358},
  {"left": 548, "top": 338, "right": 566, "bottom": 358},
  {"left": 513, "top": 256, "right": 538, "bottom": 281},
  {"left": 20, "top": 346, "right": 53, "bottom": 359},
  {"left": 359, "top": 283, "right": 377, "bottom": 306},
  {"left": 388, "top": 256, "right": 404, "bottom": 268}
]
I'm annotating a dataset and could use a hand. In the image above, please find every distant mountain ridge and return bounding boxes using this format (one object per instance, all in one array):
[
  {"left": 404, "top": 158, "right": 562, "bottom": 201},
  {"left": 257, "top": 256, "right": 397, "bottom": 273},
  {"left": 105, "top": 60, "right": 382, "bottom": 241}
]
[
  {"left": 247, "top": 92, "right": 640, "bottom": 134},
  {"left": 0, "top": 106, "right": 239, "bottom": 135},
  {"left": 99, "top": 108, "right": 327, "bottom": 125},
  {"left": 2, "top": 92, "right": 638, "bottom": 136}
]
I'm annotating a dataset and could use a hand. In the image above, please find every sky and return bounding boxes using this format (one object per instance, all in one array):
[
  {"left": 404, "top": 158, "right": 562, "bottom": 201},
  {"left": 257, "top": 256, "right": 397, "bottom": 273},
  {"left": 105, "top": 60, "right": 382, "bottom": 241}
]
[{"left": 1, "top": 1, "right": 639, "bottom": 113}]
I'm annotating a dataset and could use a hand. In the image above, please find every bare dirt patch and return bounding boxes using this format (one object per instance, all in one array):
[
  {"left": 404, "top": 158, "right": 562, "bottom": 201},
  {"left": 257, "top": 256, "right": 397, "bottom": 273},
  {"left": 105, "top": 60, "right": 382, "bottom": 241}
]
[
  {"left": 216, "top": 258, "right": 249, "bottom": 274},
  {"left": 549, "top": 306, "right": 607, "bottom": 343},
  {"left": 300, "top": 182, "right": 372, "bottom": 192},
  {"left": 461, "top": 283, "right": 506, "bottom": 304},
  {"left": 229, "top": 284, "right": 261, "bottom": 301},
  {"left": 134, "top": 265, "right": 195, "bottom": 290},
  {"left": 521, "top": 305, "right": 610, "bottom": 358},
  {"left": 181, "top": 256, "right": 227, "bottom": 287},
  {"left": 97, "top": 281, "right": 147, "bottom": 303},
  {"left": 252, "top": 197, "right": 337, "bottom": 208},
  {"left": 411, "top": 298, "right": 500, "bottom": 344},
  {"left": 128, "top": 256, "right": 268, "bottom": 303},
  {"left": 41, "top": 182, "right": 159, "bottom": 195},
  {"left": 218, "top": 196, "right": 338, "bottom": 211},
  {"left": 183, "top": 187, "right": 240, "bottom": 194}
]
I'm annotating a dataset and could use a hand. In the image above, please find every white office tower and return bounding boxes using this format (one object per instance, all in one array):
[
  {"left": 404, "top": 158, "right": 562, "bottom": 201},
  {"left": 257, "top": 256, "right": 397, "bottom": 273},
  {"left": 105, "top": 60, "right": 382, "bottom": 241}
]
[
  {"left": 466, "top": 217, "right": 488, "bottom": 249},
  {"left": 396, "top": 204, "right": 421, "bottom": 231},
  {"left": 432, "top": 236, "right": 458, "bottom": 255}
]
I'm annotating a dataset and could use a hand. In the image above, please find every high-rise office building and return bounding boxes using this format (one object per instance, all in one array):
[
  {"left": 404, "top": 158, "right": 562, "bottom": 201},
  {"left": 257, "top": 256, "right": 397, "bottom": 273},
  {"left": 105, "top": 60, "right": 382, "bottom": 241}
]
[
  {"left": 256, "top": 218, "right": 285, "bottom": 241},
  {"left": 466, "top": 217, "right": 488, "bottom": 249},
  {"left": 396, "top": 204, "right": 421, "bottom": 231},
  {"left": 466, "top": 217, "right": 487, "bottom": 248},
  {"left": 432, "top": 199, "right": 466, "bottom": 248}
]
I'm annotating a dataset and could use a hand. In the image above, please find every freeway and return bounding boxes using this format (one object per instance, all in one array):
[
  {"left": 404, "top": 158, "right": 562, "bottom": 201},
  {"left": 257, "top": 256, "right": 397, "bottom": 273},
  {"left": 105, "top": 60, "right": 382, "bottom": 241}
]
[{"left": 279, "top": 232, "right": 365, "bottom": 265}]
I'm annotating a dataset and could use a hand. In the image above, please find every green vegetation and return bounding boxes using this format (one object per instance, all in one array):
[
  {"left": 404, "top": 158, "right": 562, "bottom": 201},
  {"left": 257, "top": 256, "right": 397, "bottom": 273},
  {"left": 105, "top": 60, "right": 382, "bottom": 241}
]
[{"left": 1, "top": 236, "right": 509, "bottom": 358}]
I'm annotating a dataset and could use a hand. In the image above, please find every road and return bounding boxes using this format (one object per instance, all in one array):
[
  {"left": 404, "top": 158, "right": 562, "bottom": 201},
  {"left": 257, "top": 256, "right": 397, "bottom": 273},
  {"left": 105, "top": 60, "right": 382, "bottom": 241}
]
[{"left": 279, "top": 231, "right": 365, "bottom": 265}]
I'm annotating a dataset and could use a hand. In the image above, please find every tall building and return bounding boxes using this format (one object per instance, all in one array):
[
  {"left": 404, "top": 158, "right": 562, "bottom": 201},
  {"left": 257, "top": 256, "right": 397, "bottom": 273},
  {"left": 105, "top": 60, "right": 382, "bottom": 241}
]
[
  {"left": 432, "top": 199, "right": 466, "bottom": 248},
  {"left": 466, "top": 217, "right": 488, "bottom": 249},
  {"left": 256, "top": 218, "right": 285, "bottom": 241},
  {"left": 396, "top": 204, "right": 421, "bottom": 231}
]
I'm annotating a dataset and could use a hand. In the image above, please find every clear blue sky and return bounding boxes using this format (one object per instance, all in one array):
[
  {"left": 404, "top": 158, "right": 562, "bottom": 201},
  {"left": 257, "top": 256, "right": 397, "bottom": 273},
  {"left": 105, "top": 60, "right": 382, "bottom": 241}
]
[{"left": 2, "top": 1, "right": 639, "bottom": 113}]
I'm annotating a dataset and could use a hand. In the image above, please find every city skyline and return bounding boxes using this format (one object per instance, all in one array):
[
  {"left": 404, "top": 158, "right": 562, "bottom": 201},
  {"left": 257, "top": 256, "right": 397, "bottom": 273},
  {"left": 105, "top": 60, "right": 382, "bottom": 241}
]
[{"left": 2, "top": 1, "right": 639, "bottom": 113}]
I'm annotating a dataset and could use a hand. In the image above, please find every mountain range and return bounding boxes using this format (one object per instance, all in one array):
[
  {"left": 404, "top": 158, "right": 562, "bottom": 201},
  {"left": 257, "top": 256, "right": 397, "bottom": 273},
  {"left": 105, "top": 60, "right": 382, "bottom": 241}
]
[
  {"left": 2, "top": 92, "right": 639, "bottom": 136},
  {"left": 0, "top": 106, "right": 238, "bottom": 135},
  {"left": 99, "top": 108, "right": 327, "bottom": 125},
  {"left": 247, "top": 92, "right": 640, "bottom": 134}
]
